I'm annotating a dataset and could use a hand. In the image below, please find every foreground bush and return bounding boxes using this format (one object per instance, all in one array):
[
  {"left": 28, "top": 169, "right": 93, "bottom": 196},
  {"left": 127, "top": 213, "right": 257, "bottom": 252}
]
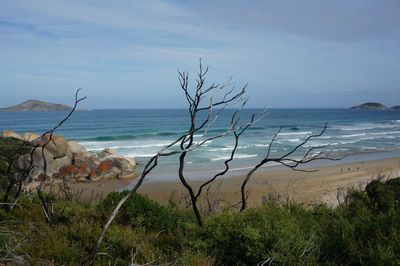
[
  {"left": 97, "top": 191, "right": 178, "bottom": 232},
  {"left": 0, "top": 177, "right": 399, "bottom": 265}
]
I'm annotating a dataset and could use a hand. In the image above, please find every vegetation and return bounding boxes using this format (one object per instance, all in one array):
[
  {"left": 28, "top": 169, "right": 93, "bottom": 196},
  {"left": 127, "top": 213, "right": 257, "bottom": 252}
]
[{"left": 0, "top": 174, "right": 399, "bottom": 265}]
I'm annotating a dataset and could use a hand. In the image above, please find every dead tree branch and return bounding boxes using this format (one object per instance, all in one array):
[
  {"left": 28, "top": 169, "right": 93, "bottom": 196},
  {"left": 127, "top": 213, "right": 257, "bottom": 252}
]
[{"left": 240, "top": 123, "right": 343, "bottom": 211}]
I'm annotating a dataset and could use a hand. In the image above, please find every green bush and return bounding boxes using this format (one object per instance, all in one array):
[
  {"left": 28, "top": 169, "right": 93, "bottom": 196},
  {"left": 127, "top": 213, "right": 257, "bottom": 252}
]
[
  {"left": 195, "top": 203, "right": 319, "bottom": 265},
  {"left": 0, "top": 137, "right": 32, "bottom": 193},
  {"left": 316, "top": 178, "right": 400, "bottom": 265},
  {"left": 2, "top": 176, "right": 400, "bottom": 265},
  {"left": 97, "top": 191, "right": 177, "bottom": 232}
]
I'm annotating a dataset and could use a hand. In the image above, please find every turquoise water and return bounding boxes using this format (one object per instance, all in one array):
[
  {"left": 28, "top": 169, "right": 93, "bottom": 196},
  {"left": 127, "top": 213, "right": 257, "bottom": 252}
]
[{"left": 1, "top": 109, "right": 399, "bottom": 179}]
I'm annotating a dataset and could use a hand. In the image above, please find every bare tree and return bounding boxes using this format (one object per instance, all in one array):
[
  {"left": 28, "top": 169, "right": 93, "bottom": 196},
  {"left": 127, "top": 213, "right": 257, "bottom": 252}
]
[
  {"left": 240, "top": 123, "right": 342, "bottom": 211},
  {"left": 175, "top": 61, "right": 263, "bottom": 225},
  {"left": 86, "top": 61, "right": 263, "bottom": 264}
]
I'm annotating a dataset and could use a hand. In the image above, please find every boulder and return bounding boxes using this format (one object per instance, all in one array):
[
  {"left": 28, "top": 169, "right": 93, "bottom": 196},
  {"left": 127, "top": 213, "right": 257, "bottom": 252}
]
[
  {"left": 106, "top": 156, "right": 135, "bottom": 173},
  {"left": 68, "top": 141, "right": 88, "bottom": 154},
  {"left": 56, "top": 156, "right": 98, "bottom": 182},
  {"left": 92, "top": 156, "right": 135, "bottom": 180},
  {"left": 99, "top": 148, "right": 117, "bottom": 158},
  {"left": 23, "top": 132, "right": 40, "bottom": 142},
  {"left": 2, "top": 130, "right": 23, "bottom": 140},
  {"left": 18, "top": 147, "right": 56, "bottom": 180},
  {"left": 32, "top": 134, "right": 71, "bottom": 158},
  {"left": 53, "top": 155, "right": 72, "bottom": 171},
  {"left": 13, "top": 132, "right": 137, "bottom": 182}
]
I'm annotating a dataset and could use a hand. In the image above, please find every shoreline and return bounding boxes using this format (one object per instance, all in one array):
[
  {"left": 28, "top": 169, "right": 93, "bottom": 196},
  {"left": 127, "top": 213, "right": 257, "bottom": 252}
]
[
  {"left": 139, "top": 149, "right": 400, "bottom": 181},
  {"left": 68, "top": 151, "right": 400, "bottom": 207}
]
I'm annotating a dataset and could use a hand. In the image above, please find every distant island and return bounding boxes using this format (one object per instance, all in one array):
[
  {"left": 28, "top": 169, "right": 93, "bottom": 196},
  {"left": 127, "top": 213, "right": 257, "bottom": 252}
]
[
  {"left": 350, "top": 102, "right": 400, "bottom": 110},
  {"left": 0, "top": 100, "right": 90, "bottom": 112},
  {"left": 351, "top": 102, "right": 389, "bottom": 110}
]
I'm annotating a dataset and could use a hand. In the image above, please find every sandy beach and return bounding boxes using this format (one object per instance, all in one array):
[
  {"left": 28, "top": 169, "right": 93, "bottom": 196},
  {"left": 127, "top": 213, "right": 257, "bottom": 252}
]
[{"left": 68, "top": 154, "right": 400, "bottom": 208}]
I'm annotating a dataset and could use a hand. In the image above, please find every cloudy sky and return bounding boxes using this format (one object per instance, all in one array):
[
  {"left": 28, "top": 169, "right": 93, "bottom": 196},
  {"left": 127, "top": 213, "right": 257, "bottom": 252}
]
[{"left": 1, "top": 0, "right": 399, "bottom": 108}]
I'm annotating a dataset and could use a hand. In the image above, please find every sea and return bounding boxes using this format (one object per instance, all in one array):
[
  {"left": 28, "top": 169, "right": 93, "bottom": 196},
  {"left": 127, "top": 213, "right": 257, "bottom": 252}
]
[{"left": 1, "top": 109, "right": 400, "bottom": 181}]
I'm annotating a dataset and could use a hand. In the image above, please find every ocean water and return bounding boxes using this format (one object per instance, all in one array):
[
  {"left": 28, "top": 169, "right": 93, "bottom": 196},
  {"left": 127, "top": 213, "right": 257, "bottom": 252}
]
[{"left": 1, "top": 109, "right": 399, "bottom": 180}]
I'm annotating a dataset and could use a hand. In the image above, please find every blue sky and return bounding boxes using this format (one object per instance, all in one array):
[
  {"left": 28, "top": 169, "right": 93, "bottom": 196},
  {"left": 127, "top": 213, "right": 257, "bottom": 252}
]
[{"left": 1, "top": 0, "right": 399, "bottom": 109}]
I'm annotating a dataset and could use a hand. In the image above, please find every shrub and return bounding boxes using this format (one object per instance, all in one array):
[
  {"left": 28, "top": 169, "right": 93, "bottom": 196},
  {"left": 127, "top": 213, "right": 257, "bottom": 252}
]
[
  {"left": 0, "top": 137, "right": 31, "bottom": 193},
  {"left": 195, "top": 203, "right": 319, "bottom": 265},
  {"left": 97, "top": 191, "right": 177, "bottom": 232}
]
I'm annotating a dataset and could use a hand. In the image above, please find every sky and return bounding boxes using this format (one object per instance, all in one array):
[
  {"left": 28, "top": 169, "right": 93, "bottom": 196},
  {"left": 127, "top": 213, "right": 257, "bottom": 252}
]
[{"left": 0, "top": 0, "right": 399, "bottom": 109}]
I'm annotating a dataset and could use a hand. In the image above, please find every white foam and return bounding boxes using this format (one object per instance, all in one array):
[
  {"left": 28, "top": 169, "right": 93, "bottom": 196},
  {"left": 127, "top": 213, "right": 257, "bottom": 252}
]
[
  {"left": 278, "top": 131, "right": 312, "bottom": 136},
  {"left": 369, "top": 131, "right": 400, "bottom": 136},
  {"left": 318, "top": 136, "right": 332, "bottom": 139},
  {"left": 335, "top": 123, "right": 398, "bottom": 131},
  {"left": 124, "top": 153, "right": 158, "bottom": 158},
  {"left": 208, "top": 147, "right": 235, "bottom": 152},
  {"left": 361, "top": 147, "right": 377, "bottom": 150},
  {"left": 210, "top": 154, "right": 258, "bottom": 161},
  {"left": 255, "top": 144, "right": 269, "bottom": 147},
  {"left": 286, "top": 138, "right": 301, "bottom": 142},
  {"left": 340, "top": 133, "right": 366, "bottom": 138}
]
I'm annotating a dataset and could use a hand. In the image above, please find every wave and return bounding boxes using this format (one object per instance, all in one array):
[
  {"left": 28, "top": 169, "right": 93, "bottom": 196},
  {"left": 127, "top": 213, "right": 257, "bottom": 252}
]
[
  {"left": 210, "top": 154, "right": 258, "bottom": 161},
  {"left": 123, "top": 153, "right": 158, "bottom": 158},
  {"left": 208, "top": 147, "right": 236, "bottom": 152},
  {"left": 369, "top": 131, "right": 400, "bottom": 136},
  {"left": 361, "top": 147, "right": 378, "bottom": 150},
  {"left": 255, "top": 144, "right": 269, "bottom": 147},
  {"left": 278, "top": 131, "right": 312, "bottom": 136},
  {"left": 286, "top": 138, "right": 301, "bottom": 142},
  {"left": 335, "top": 123, "right": 398, "bottom": 131},
  {"left": 340, "top": 133, "right": 366, "bottom": 138},
  {"left": 228, "top": 162, "right": 282, "bottom": 172},
  {"left": 332, "top": 148, "right": 350, "bottom": 152},
  {"left": 318, "top": 136, "right": 332, "bottom": 139},
  {"left": 82, "top": 132, "right": 180, "bottom": 141}
]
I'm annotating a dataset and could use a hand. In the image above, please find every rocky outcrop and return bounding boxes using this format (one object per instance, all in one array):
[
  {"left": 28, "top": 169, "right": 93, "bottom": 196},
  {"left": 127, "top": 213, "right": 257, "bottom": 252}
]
[
  {"left": 391, "top": 105, "right": 400, "bottom": 111},
  {"left": 2, "top": 130, "right": 136, "bottom": 182},
  {"left": 23, "top": 132, "right": 40, "bottom": 142},
  {"left": 2, "top": 130, "right": 23, "bottom": 140},
  {"left": 32, "top": 134, "right": 72, "bottom": 158}
]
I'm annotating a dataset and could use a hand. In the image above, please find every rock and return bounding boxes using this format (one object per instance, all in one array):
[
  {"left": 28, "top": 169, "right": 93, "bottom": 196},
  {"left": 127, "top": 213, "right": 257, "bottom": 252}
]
[
  {"left": 23, "top": 132, "right": 40, "bottom": 142},
  {"left": 93, "top": 157, "right": 136, "bottom": 180},
  {"left": 68, "top": 141, "right": 88, "bottom": 154},
  {"left": 2, "top": 130, "right": 23, "bottom": 140},
  {"left": 106, "top": 156, "right": 136, "bottom": 174},
  {"left": 92, "top": 160, "right": 117, "bottom": 179},
  {"left": 57, "top": 165, "right": 79, "bottom": 181},
  {"left": 32, "top": 134, "right": 71, "bottom": 158},
  {"left": 18, "top": 147, "right": 56, "bottom": 180},
  {"left": 56, "top": 155, "right": 98, "bottom": 182},
  {"left": 53, "top": 155, "right": 72, "bottom": 171},
  {"left": 13, "top": 132, "right": 137, "bottom": 182},
  {"left": 99, "top": 148, "right": 117, "bottom": 158},
  {"left": 391, "top": 105, "right": 400, "bottom": 111}
]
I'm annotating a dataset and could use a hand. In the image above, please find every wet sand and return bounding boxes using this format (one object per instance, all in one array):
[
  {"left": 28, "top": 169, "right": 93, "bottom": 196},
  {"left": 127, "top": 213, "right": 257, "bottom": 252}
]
[{"left": 68, "top": 156, "right": 400, "bottom": 207}]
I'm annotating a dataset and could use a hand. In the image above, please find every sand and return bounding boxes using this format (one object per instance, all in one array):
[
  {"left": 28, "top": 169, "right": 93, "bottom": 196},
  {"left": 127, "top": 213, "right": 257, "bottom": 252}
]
[{"left": 66, "top": 155, "right": 400, "bottom": 208}]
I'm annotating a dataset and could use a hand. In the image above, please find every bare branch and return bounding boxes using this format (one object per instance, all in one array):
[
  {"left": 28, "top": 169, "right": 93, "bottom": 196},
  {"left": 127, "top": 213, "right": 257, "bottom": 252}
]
[{"left": 240, "top": 123, "right": 341, "bottom": 211}]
